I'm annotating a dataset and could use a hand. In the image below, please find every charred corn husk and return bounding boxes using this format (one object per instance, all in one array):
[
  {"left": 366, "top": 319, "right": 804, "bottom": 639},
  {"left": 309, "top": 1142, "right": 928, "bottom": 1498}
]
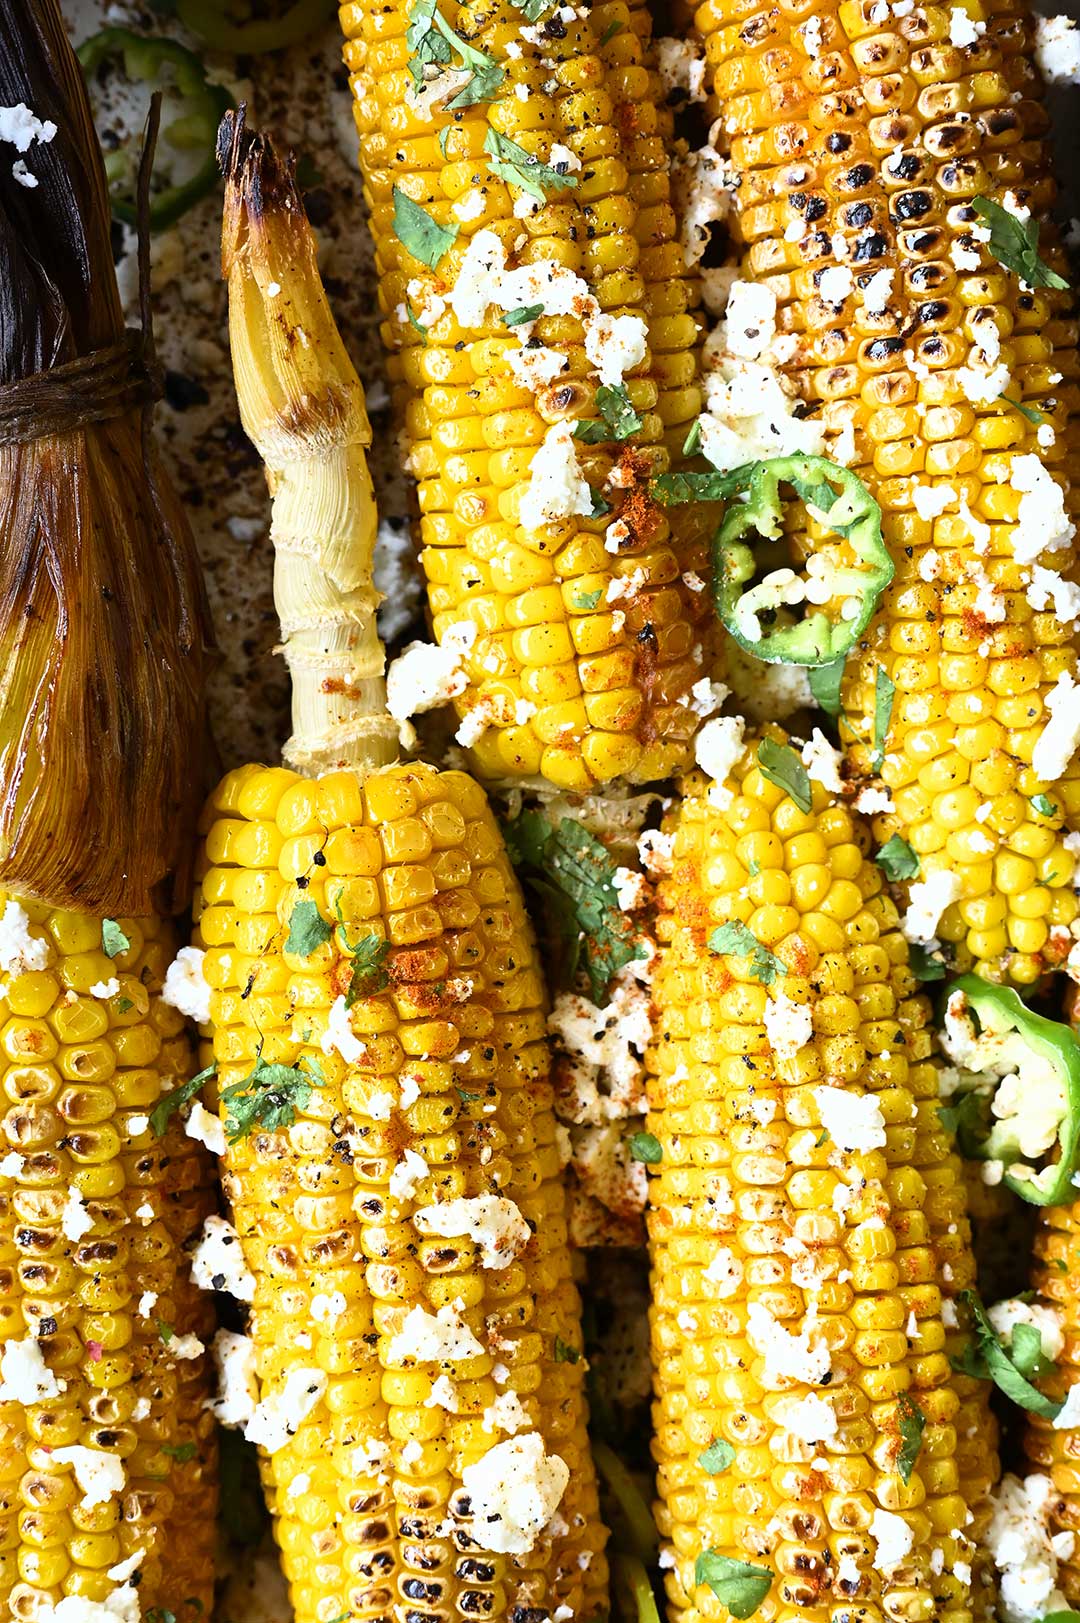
[
  {"left": 0, "top": 0, "right": 213, "bottom": 917},
  {"left": 340, "top": 0, "right": 717, "bottom": 791},
  {"left": 0, "top": 900, "right": 216, "bottom": 1621},
  {"left": 690, "top": 0, "right": 1080, "bottom": 984},
  {"left": 644, "top": 731, "right": 996, "bottom": 1623},
  {"left": 193, "top": 119, "right": 607, "bottom": 1623}
]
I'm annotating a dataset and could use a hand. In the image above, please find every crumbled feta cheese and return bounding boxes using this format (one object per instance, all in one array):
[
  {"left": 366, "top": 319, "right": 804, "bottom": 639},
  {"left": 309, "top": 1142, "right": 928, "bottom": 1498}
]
[
  {"left": 1036, "top": 15, "right": 1080, "bottom": 82},
  {"left": 482, "top": 1389, "right": 531, "bottom": 1434},
  {"left": 813, "top": 1086, "right": 887, "bottom": 1153},
  {"left": 51, "top": 1445, "right": 125, "bottom": 1509},
  {"left": 520, "top": 421, "right": 594, "bottom": 530},
  {"left": 135, "top": 1202, "right": 154, "bottom": 1225},
  {"left": 902, "top": 870, "right": 963, "bottom": 945},
  {"left": 413, "top": 1196, "right": 530, "bottom": 1268},
  {"left": 871, "top": 1508, "right": 914, "bottom": 1570},
  {"left": 949, "top": 6, "right": 985, "bottom": 45},
  {"left": 168, "top": 1333, "right": 205, "bottom": 1361},
  {"left": 698, "top": 350, "right": 823, "bottom": 470},
  {"left": 638, "top": 828, "right": 675, "bottom": 877},
  {"left": 191, "top": 1214, "right": 255, "bottom": 1303},
  {"left": 612, "top": 866, "right": 649, "bottom": 911},
  {"left": 1012, "top": 455, "right": 1075, "bottom": 565},
  {"left": 655, "top": 37, "right": 707, "bottom": 101},
  {"left": 818, "top": 266, "right": 854, "bottom": 306},
  {"left": 801, "top": 728, "right": 844, "bottom": 793},
  {"left": 703, "top": 1246, "right": 744, "bottom": 1298},
  {"left": 459, "top": 1433, "right": 569, "bottom": 1554},
  {"left": 54, "top": 1585, "right": 141, "bottom": 1623},
  {"left": 0, "top": 1150, "right": 24, "bottom": 1179},
  {"left": 245, "top": 1367, "right": 328, "bottom": 1454},
  {"left": 0, "top": 1333, "right": 62, "bottom": 1403},
  {"left": 1026, "top": 564, "right": 1080, "bottom": 626},
  {"left": 425, "top": 1374, "right": 460, "bottom": 1412},
  {"left": 765, "top": 989, "right": 813, "bottom": 1061},
  {"left": 746, "top": 1300, "right": 832, "bottom": 1385},
  {"left": 1054, "top": 1385, "right": 1080, "bottom": 1429},
  {"left": 106, "top": 1552, "right": 145, "bottom": 1585},
  {"left": 988, "top": 1297, "right": 1064, "bottom": 1362},
  {"left": 1033, "top": 671, "right": 1080, "bottom": 782},
  {"left": 62, "top": 1186, "right": 93, "bottom": 1242},
  {"left": 90, "top": 978, "right": 120, "bottom": 1000},
  {"left": 911, "top": 484, "right": 957, "bottom": 523},
  {"left": 208, "top": 1329, "right": 259, "bottom": 1429},
  {"left": 137, "top": 1291, "right": 157, "bottom": 1318},
  {"left": 680, "top": 675, "right": 729, "bottom": 720},
  {"left": 185, "top": 1102, "right": 226, "bottom": 1157},
  {"left": 386, "top": 632, "right": 472, "bottom": 724},
  {"left": 861, "top": 269, "right": 894, "bottom": 314},
  {"left": 672, "top": 143, "right": 736, "bottom": 267},
  {"left": 386, "top": 1303, "right": 486, "bottom": 1365},
  {"left": 506, "top": 342, "right": 567, "bottom": 391},
  {"left": 955, "top": 360, "right": 1011, "bottom": 404},
  {"left": 988, "top": 1473, "right": 1075, "bottom": 1623},
  {"left": 389, "top": 1148, "right": 429, "bottom": 1201},
  {"left": 0, "top": 900, "right": 48, "bottom": 975},
  {"left": 0, "top": 103, "right": 57, "bottom": 154},
  {"left": 161, "top": 946, "right": 212, "bottom": 1024},
  {"left": 320, "top": 994, "right": 366, "bottom": 1064},
  {"left": 855, "top": 786, "right": 894, "bottom": 815},
  {"left": 721, "top": 282, "right": 777, "bottom": 362},
  {"left": 776, "top": 1392, "right": 838, "bottom": 1445},
  {"left": 584, "top": 312, "right": 648, "bottom": 386},
  {"left": 695, "top": 715, "right": 746, "bottom": 789},
  {"left": 549, "top": 976, "right": 653, "bottom": 1123},
  {"left": 801, "top": 14, "right": 822, "bottom": 53},
  {"left": 374, "top": 517, "right": 423, "bottom": 644}
]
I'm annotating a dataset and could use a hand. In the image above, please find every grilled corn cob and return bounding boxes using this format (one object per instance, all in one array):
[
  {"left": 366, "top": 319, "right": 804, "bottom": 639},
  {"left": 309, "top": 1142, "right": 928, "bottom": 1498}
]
[
  {"left": 0, "top": 900, "right": 216, "bottom": 1620},
  {"left": 340, "top": 0, "right": 717, "bottom": 791},
  {"left": 644, "top": 729, "right": 994, "bottom": 1623},
  {"left": 688, "top": 0, "right": 1080, "bottom": 983},
  {"left": 194, "top": 117, "right": 607, "bottom": 1623}
]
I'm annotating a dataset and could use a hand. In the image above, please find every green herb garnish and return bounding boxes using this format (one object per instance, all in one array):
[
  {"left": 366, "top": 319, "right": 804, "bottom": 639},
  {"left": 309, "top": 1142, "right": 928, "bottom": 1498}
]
[
  {"left": 573, "top": 384, "right": 644, "bottom": 444},
  {"left": 502, "top": 303, "right": 545, "bottom": 326},
  {"left": 708, "top": 922, "right": 785, "bottom": 987},
  {"left": 876, "top": 835, "right": 920, "bottom": 883},
  {"left": 973, "top": 196, "right": 1069, "bottom": 291},
  {"left": 694, "top": 1552, "right": 772, "bottom": 1620},
  {"left": 149, "top": 1063, "right": 216, "bottom": 1139},
  {"left": 285, "top": 898, "right": 333, "bottom": 957},
  {"left": 895, "top": 1392, "right": 925, "bottom": 1485},
  {"left": 757, "top": 737, "right": 811, "bottom": 814},
  {"left": 102, "top": 919, "right": 130, "bottom": 959},
  {"left": 484, "top": 128, "right": 580, "bottom": 202},
  {"left": 220, "top": 1052, "right": 326, "bottom": 1143},
  {"left": 698, "top": 1439, "right": 736, "bottom": 1475},
  {"left": 628, "top": 1131, "right": 662, "bottom": 1164},
  {"left": 392, "top": 186, "right": 459, "bottom": 270},
  {"left": 872, "top": 665, "right": 895, "bottom": 772}
]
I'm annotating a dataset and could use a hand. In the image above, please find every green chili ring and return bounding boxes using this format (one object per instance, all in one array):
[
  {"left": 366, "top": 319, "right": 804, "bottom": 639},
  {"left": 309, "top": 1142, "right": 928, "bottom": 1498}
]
[
  {"left": 710, "top": 453, "right": 894, "bottom": 667},
  {"left": 176, "top": 0, "right": 338, "bottom": 54},
  {"left": 77, "top": 28, "right": 233, "bottom": 230},
  {"left": 944, "top": 974, "right": 1080, "bottom": 1207}
]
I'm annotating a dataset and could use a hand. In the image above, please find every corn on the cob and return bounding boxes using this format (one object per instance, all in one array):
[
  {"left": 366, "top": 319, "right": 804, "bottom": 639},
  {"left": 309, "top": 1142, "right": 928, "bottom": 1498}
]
[
  {"left": 194, "top": 117, "right": 607, "bottom": 1623},
  {"left": 340, "top": 0, "right": 718, "bottom": 791},
  {"left": 644, "top": 730, "right": 994, "bottom": 1623},
  {"left": 0, "top": 899, "right": 216, "bottom": 1621},
  {"left": 689, "top": 0, "right": 1080, "bottom": 984}
]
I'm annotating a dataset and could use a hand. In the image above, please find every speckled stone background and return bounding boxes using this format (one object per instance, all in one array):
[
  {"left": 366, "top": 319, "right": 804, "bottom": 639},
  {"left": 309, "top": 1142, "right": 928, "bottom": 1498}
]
[{"left": 65, "top": 0, "right": 1080, "bottom": 777}]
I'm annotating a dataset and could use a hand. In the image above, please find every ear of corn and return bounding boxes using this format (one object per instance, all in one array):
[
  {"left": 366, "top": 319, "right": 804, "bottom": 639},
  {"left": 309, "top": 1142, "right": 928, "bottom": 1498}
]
[
  {"left": 690, "top": 0, "right": 1080, "bottom": 984},
  {"left": 198, "top": 120, "right": 608, "bottom": 1623},
  {"left": 341, "top": 0, "right": 717, "bottom": 791},
  {"left": 1023, "top": 1197, "right": 1080, "bottom": 1605},
  {"left": 644, "top": 732, "right": 993, "bottom": 1623},
  {"left": 0, "top": 898, "right": 217, "bottom": 1621}
]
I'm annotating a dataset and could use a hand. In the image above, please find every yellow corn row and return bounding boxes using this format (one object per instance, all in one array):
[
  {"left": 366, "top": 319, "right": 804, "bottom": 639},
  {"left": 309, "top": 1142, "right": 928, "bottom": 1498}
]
[
  {"left": 341, "top": 0, "right": 716, "bottom": 791},
  {"left": 692, "top": 0, "right": 1080, "bottom": 983},
  {"left": 195, "top": 761, "right": 607, "bottom": 1623},
  {"left": 644, "top": 734, "right": 994, "bottom": 1623},
  {"left": 0, "top": 899, "right": 216, "bottom": 1620},
  {"left": 1023, "top": 1199, "right": 1080, "bottom": 1601}
]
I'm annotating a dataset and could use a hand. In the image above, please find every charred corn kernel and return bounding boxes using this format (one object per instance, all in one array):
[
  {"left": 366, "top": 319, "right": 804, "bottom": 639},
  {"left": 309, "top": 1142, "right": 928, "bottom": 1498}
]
[
  {"left": 644, "top": 736, "right": 994, "bottom": 1623},
  {"left": 1024, "top": 1200, "right": 1080, "bottom": 1599},
  {"left": 0, "top": 896, "right": 216, "bottom": 1621},
  {"left": 194, "top": 761, "right": 607, "bottom": 1623},
  {"left": 340, "top": 0, "right": 717, "bottom": 789},
  {"left": 694, "top": 0, "right": 1080, "bottom": 981}
]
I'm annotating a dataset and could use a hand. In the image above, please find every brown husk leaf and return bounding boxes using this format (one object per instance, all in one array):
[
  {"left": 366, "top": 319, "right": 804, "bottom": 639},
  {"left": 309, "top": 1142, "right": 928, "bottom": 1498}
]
[{"left": 0, "top": 0, "right": 215, "bottom": 914}]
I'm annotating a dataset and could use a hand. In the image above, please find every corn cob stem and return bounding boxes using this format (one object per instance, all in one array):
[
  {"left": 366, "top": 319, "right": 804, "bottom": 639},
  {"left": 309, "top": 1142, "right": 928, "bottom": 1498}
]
[{"left": 220, "top": 115, "right": 399, "bottom": 780}]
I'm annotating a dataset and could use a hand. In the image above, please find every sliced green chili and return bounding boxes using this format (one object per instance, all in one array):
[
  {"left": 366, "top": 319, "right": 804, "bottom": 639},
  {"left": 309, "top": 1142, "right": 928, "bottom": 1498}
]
[
  {"left": 77, "top": 29, "right": 232, "bottom": 230},
  {"left": 175, "top": 0, "right": 338, "bottom": 53},
  {"left": 942, "top": 974, "right": 1080, "bottom": 1207},
  {"left": 711, "top": 454, "right": 894, "bottom": 667}
]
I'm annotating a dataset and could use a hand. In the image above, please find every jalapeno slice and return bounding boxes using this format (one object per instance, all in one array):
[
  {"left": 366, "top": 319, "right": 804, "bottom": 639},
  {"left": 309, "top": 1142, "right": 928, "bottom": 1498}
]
[
  {"left": 77, "top": 28, "right": 232, "bottom": 230},
  {"left": 175, "top": 0, "right": 337, "bottom": 54},
  {"left": 710, "top": 454, "right": 894, "bottom": 667},
  {"left": 940, "top": 974, "right": 1080, "bottom": 1207}
]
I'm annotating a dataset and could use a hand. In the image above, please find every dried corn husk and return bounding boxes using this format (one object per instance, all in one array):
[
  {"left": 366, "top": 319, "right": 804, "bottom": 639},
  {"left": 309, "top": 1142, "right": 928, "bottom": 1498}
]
[{"left": 0, "top": 0, "right": 214, "bottom": 914}]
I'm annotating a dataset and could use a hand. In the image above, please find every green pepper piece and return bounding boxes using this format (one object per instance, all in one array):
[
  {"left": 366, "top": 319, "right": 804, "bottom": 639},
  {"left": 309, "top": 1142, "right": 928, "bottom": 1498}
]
[
  {"left": 942, "top": 974, "right": 1080, "bottom": 1207},
  {"left": 711, "top": 453, "right": 894, "bottom": 667},
  {"left": 77, "top": 28, "right": 233, "bottom": 230},
  {"left": 175, "top": 0, "right": 337, "bottom": 54}
]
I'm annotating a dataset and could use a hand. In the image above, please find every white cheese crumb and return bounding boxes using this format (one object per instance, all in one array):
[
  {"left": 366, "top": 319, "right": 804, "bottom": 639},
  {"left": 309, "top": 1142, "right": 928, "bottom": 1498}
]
[
  {"left": 703, "top": 1246, "right": 744, "bottom": 1298},
  {"left": 765, "top": 990, "right": 813, "bottom": 1062},
  {"left": 0, "top": 901, "right": 49, "bottom": 975},
  {"left": 655, "top": 37, "right": 707, "bottom": 101},
  {"left": 386, "top": 633, "right": 471, "bottom": 725},
  {"left": 902, "top": 870, "right": 963, "bottom": 945},
  {"left": 61, "top": 1186, "right": 93, "bottom": 1242},
  {"left": 520, "top": 422, "right": 595, "bottom": 530},
  {"left": 168, "top": 1332, "right": 205, "bottom": 1361},
  {"left": 584, "top": 312, "right": 648, "bottom": 386},
  {"left": 0, "top": 1333, "right": 63, "bottom": 1403},
  {"left": 801, "top": 728, "right": 844, "bottom": 793},
  {"left": 746, "top": 1300, "right": 832, "bottom": 1385},
  {"left": 949, "top": 6, "right": 985, "bottom": 45},
  {"left": 695, "top": 715, "right": 746, "bottom": 792},
  {"left": 1035, "top": 15, "right": 1080, "bottom": 82},
  {"left": 53, "top": 1585, "right": 142, "bottom": 1623},
  {"left": 1054, "top": 1385, "right": 1080, "bottom": 1430},
  {"left": 320, "top": 994, "right": 366, "bottom": 1064},
  {"left": 818, "top": 266, "right": 855, "bottom": 306},
  {"left": 244, "top": 1367, "right": 328, "bottom": 1454},
  {"left": 105, "top": 1551, "right": 145, "bottom": 1584},
  {"left": 638, "top": 828, "right": 675, "bottom": 877},
  {"left": 0, "top": 103, "right": 58, "bottom": 153},
  {"left": 208, "top": 1329, "right": 259, "bottom": 1429},
  {"left": 137, "top": 1292, "right": 157, "bottom": 1318},
  {"left": 482, "top": 1389, "right": 531, "bottom": 1434},
  {"left": 813, "top": 1086, "right": 887, "bottom": 1152},
  {"left": 861, "top": 268, "right": 894, "bottom": 314},
  {"left": 390, "top": 1149, "right": 429, "bottom": 1201},
  {"left": 311, "top": 1291, "right": 347, "bottom": 1324},
  {"left": 413, "top": 1195, "right": 530, "bottom": 1268},
  {"left": 912, "top": 484, "right": 957, "bottom": 522},
  {"left": 185, "top": 1102, "right": 226, "bottom": 1157},
  {"left": 1033, "top": 671, "right": 1080, "bottom": 782},
  {"left": 988, "top": 1297, "right": 1064, "bottom": 1363},
  {"left": 51, "top": 1445, "right": 125, "bottom": 1509},
  {"left": 191, "top": 1214, "right": 255, "bottom": 1303},
  {"left": 871, "top": 1508, "right": 915, "bottom": 1570},
  {"left": 1026, "top": 565, "right": 1080, "bottom": 627},
  {"left": 460, "top": 1432, "right": 569, "bottom": 1554},
  {"left": 386, "top": 1302, "right": 486, "bottom": 1365},
  {"left": 1012, "top": 455, "right": 1075, "bottom": 565},
  {"left": 721, "top": 281, "right": 777, "bottom": 362},
  {"left": 988, "top": 1472, "right": 1075, "bottom": 1623},
  {"left": 0, "top": 1150, "right": 24, "bottom": 1179},
  {"left": 90, "top": 978, "right": 120, "bottom": 1000},
  {"left": 776, "top": 1392, "right": 838, "bottom": 1445},
  {"left": 161, "top": 946, "right": 212, "bottom": 1025}
]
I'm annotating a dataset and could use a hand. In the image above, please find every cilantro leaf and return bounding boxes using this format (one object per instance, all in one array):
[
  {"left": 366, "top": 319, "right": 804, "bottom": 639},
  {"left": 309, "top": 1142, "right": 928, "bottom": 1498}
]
[
  {"left": 334, "top": 907, "right": 391, "bottom": 1007},
  {"left": 628, "top": 1131, "right": 662, "bottom": 1164},
  {"left": 876, "top": 835, "right": 920, "bottom": 883},
  {"left": 509, "top": 0, "right": 558, "bottom": 19},
  {"left": 895, "top": 1393, "right": 924, "bottom": 1485},
  {"left": 285, "top": 898, "right": 333, "bottom": 958},
  {"left": 1032, "top": 794, "right": 1058, "bottom": 818},
  {"left": 484, "top": 128, "right": 580, "bottom": 202},
  {"left": 973, "top": 196, "right": 1069, "bottom": 291},
  {"left": 999, "top": 393, "right": 1046, "bottom": 425},
  {"left": 162, "top": 1441, "right": 197, "bottom": 1464},
  {"left": 698, "top": 1439, "right": 735, "bottom": 1475},
  {"left": 392, "top": 186, "right": 458, "bottom": 270},
  {"left": 694, "top": 1552, "right": 772, "bottom": 1620},
  {"left": 405, "top": 303, "right": 428, "bottom": 338},
  {"left": 406, "top": 0, "right": 504, "bottom": 105},
  {"left": 757, "top": 737, "right": 811, "bottom": 814},
  {"left": 572, "top": 587, "right": 603, "bottom": 611},
  {"left": 809, "top": 655, "right": 845, "bottom": 718},
  {"left": 150, "top": 1063, "right": 216, "bottom": 1139},
  {"left": 573, "top": 384, "right": 644, "bottom": 444},
  {"left": 220, "top": 1053, "right": 326, "bottom": 1144},
  {"left": 102, "top": 919, "right": 130, "bottom": 959},
  {"left": 908, "top": 942, "right": 946, "bottom": 982},
  {"left": 502, "top": 813, "right": 645, "bottom": 1004},
  {"left": 708, "top": 922, "right": 785, "bottom": 986},
  {"left": 954, "top": 1290, "right": 1062, "bottom": 1418},
  {"left": 502, "top": 303, "right": 545, "bottom": 326},
  {"left": 554, "top": 1334, "right": 580, "bottom": 1363},
  {"left": 872, "top": 665, "right": 895, "bottom": 771}
]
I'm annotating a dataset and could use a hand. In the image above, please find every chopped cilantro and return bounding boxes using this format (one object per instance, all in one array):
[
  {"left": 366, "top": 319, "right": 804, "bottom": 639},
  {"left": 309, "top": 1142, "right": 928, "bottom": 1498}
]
[
  {"left": 1032, "top": 793, "right": 1058, "bottom": 818},
  {"left": 285, "top": 898, "right": 333, "bottom": 958},
  {"left": 953, "top": 1290, "right": 1062, "bottom": 1418},
  {"left": 872, "top": 665, "right": 895, "bottom": 772},
  {"left": 808, "top": 655, "right": 845, "bottom": 719},
  {"left": 598, "top": 17, "right": 624, "bottom": 42},
  {"left": 895, "top": 1393, "right": 924, "bottom": 1485},
  {"left": 502, "top": 303, "right": 544, "bottom": 326},
  {"left": 572, "top": 587, "right": 603, "bottom": 611},
  {"left": 405, "top": 302, "right": 428, "bottom": 337},
  {"left": 698, "top": 1439, "right": 735, "bottom": 1474},
  {"left": 149, "top": 1063, "right": 216, "bottom": 1139},
  {"left": 220, "top": 1051, "right": 326, "bottom": 1143},
  {"left": 554, "top": 1334, "right": 580, "bottom": 1363},
  {"left": 628, "top": 1131, "right": 662, "bottom": 1164},
  {"left": 682, "top": 418, "right": 702, "bottom": 457},
  {"left": 999, "top": 393, "right": 1046, "bottom": 425},
  {"left": 973, "top": 196, "right": 1069, "bottom": 291},
  {"left": 484, "top": 128, "right": 580, "bottom": 202},
  {"left": 392, "top": 186, "right": 458, "bottom": 270},
  {"left": 572, "top": 384, "right": 644, "bottom": 444},
  {"left": 908, "top": 942, "right": 946, "bottom": 982},
  {"left": 757, "top": 737, "right": 811, "bottom": 814},
  {"left": 117, "top": 996, "right": 134, "bottom": 1013},
  {"left": 406, "top": 0, "right": 504, "bottom": 106},
  {"left": 162, "top": 1441, "right": 197, "bottom": 1464},
  {"left": 694, "top": 1552, "right": 772, "bottom": 1619},
  {"left": 876, "top": 835, "right": 920, "bottom": 883},
  {"left": 708, "top": 922, "right": 785, "bottom": 987},
  {"left": 102, "top": 919, "right": 130, "bottom": 959},
  {"left": 334, "top": 905, "right": 391, "bottom": 1007}
]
